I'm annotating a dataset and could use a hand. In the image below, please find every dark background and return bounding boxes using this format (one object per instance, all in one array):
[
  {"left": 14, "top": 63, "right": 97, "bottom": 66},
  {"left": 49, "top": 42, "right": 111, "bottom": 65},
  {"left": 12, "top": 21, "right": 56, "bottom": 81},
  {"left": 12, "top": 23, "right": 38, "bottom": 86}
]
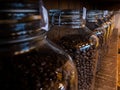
[{"left": 43, "top": 0, "right": 120, "bottom": 10}]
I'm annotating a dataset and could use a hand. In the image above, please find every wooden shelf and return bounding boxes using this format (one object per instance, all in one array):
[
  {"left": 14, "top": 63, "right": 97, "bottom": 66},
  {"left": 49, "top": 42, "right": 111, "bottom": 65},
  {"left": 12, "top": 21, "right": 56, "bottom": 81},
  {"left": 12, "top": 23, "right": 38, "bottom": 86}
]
[{"left": 94, "top": 29, "right": 118, "bottom": 90}]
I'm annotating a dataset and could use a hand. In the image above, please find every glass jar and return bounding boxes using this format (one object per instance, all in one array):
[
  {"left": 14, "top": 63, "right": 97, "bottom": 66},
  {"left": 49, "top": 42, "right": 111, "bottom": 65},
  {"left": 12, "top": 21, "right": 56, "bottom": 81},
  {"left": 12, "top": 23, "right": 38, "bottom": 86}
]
[
  {"left": 103, "top": 10, "right": 112, "bottom": 39},
  {"left": 88, "top": 10, "right": 109, "bottom": 55},
  {"left": 108, "top": 11, "right": 115, "bottom": 36},
  {"left": 103, "top": 10, "right": 115, "bottom": 37},
  {"left": 86, "top": 10, "right": 106, "bottom": 47},
  {"left": 86, "top": 10, "right": 107, "bottom": 42},
  {"left": 86, "top": 10, "right": 107, "bottom": 72},
  {"left": 48, "top": 9, "right": 99, "bottom": 90},
  {"left": 0, "top": 1, "right": 78, "bottom": 90},
  {"left": 96, "top": 10, "right": 110, "bottom": 47}
]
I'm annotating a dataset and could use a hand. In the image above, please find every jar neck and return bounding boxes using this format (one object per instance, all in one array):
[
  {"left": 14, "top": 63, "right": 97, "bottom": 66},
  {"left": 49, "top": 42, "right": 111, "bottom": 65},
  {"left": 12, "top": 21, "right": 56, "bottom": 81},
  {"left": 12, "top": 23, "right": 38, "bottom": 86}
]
[
  {"left": 87, "top": 19, "right": 98, "bottom": 23},
  {"left": 0, "top": 0, "right": 46, "bottom": 57},
  {"left": 0, "top": 0, "right": 46, "bottom": 27},
  {"left": 52, "top": 10, "right": 85, "bottom": 29},
  {"left": 86, "top": 11, "right": 98, "bottom": 23},
  {"left": 0, "top": 29, "right": 47, "bottom": 57},
  {"left": 54, "top": 24, "right": 86, "bottom": 29},
  {"left": 54, "top": 20, "right": 86, "bottom": 29},
  {"left": 97, "top": 12, "right": 104, "bottom": 21}
]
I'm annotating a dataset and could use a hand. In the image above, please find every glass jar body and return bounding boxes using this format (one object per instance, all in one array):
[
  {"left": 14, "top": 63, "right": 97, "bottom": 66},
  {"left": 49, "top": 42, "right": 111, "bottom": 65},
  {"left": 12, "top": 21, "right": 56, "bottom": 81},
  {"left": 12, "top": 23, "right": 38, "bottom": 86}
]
[
  {"left": 0, "top": 1, "right": 78, "bottom": 90},
  {"left": 0, "top": 36, "right": 78, "bottom": 90},
  {"left": 48, "top": 24, "right": 98, "bottom": 90},
  {"left": 86, "top": 11, "right": 110, "bottom": 72}
]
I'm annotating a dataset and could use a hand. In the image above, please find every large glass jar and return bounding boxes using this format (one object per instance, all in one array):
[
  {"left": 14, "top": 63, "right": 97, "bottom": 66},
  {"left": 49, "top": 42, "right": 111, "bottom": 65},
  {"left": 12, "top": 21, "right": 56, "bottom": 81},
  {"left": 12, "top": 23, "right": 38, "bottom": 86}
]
[
  {"left": 48, "top": 9, "right": 99, "bottom": 90},
  {"left": 86, "top": 10, "right": 107, "bottom": 72},
  {"left": 0, "top": 1, "right": 78, "bottom": 90}
]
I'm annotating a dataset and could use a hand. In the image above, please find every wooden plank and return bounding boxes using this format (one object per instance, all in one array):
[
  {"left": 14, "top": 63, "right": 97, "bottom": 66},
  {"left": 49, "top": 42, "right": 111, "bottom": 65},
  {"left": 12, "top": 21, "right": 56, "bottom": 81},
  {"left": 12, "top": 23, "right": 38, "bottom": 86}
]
[
  {"left": 94, "top": 29, "right": 118, "bottom": 90},
  {"left": 44, "top": 0, "right": 59, "bottom": 10},
  {"left": 44, "top": 0, "right": 92, "bottom": 10}
]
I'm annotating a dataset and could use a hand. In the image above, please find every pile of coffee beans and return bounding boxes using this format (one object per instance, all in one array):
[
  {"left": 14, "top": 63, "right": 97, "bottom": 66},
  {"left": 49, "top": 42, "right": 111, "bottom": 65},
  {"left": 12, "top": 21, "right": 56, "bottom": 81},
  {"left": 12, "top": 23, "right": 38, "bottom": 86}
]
[
  {"left": 0, "top": 48, "right": 77, "bottom": 90},
  {"left": 57, "top": 34, "right": 98, "bottom": 90}
]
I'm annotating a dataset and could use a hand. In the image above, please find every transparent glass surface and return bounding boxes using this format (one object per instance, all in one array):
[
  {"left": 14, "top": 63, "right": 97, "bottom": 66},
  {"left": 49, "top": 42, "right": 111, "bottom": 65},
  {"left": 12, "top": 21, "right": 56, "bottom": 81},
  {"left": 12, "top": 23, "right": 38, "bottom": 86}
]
[
  {"left": 0, "top": 1, "right": 78, "bottom": 90},
  {"left": 48, "top": 9, "right": 99, "bottom": 90}
]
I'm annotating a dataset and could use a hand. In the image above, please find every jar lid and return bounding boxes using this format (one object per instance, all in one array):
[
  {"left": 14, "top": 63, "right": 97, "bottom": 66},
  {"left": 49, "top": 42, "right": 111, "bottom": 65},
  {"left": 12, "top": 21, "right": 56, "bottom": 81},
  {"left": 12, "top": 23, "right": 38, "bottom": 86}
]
[
  {"left": 51, "top": 9, "right": 85, "bottom": 27},
  {"left": 0, "top": 0, "right": 46, "bottom": 45}
]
